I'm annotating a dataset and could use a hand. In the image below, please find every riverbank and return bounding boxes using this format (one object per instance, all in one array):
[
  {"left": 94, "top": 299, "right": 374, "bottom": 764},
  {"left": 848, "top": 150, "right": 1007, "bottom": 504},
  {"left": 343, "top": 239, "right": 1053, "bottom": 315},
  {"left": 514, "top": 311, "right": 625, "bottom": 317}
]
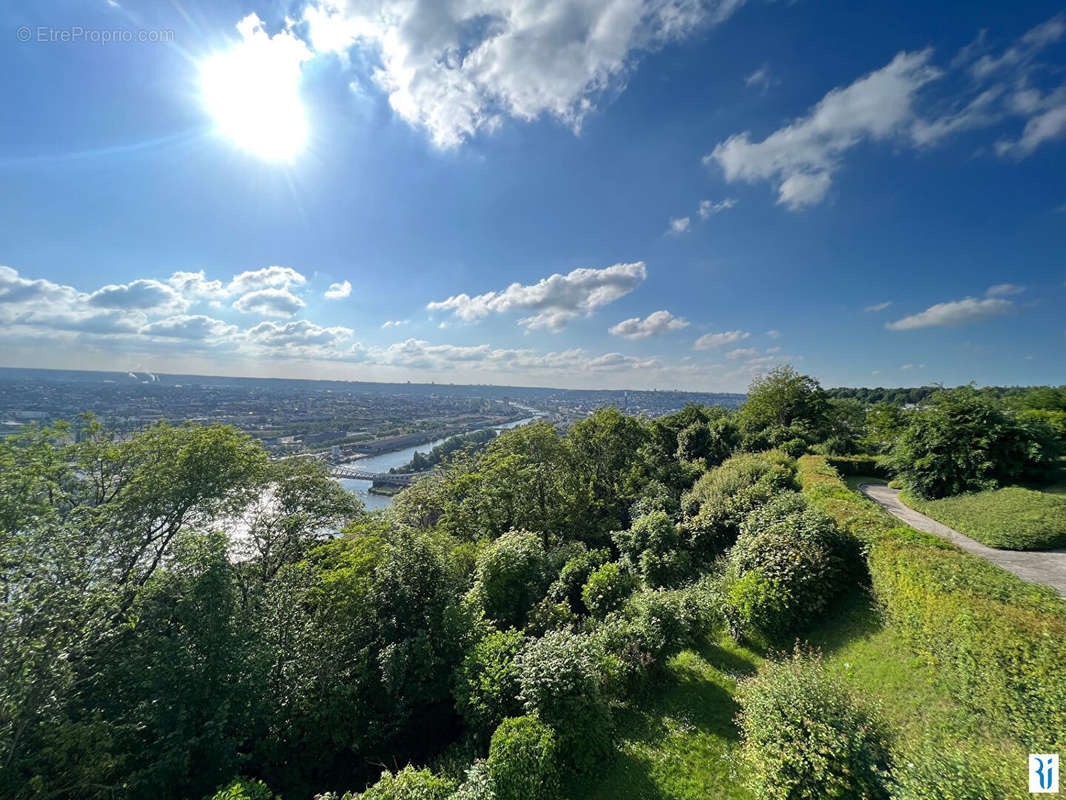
[{"left": 336, "top": 410, "right": 544, "bottom": 510}]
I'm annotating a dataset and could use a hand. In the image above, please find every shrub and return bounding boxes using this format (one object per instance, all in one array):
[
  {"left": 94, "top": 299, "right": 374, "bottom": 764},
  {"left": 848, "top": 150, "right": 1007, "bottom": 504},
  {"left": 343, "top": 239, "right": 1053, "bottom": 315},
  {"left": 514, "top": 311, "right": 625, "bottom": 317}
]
[
  {"left": 581, "top": 562, "right": 637, "bottom": 618},
  {"left": 798, "top": 455, "right": 1066, "bottom": 750},
  {"left": 516, "top": 630, "right": 611, "bottom": 772},
  {"left": 721, "top": 493, "right": 857, "bottom": 643},
  {"left": 628, "top": 479, "right": 678, "bottom": 519},
  {"left": 779, "top": 438, "right": 808, "bottom": 458},
  {"left": 524, "top": 597, "right": 577, "bottom": 636},
  {"left": 592, "top": 582, "right": 721, "bottom": 695},
  {"left": 454, "top": 629, "right": 526, "bottom": 740},
  {"left": 487, "top": 716, "right": 560, "bottom": 800},
  {"left": 736, "top": 650, "right": 892, "bottom": 800},
  {"left": 547, "top": 547, "right": 610, "bottom": 615},
  {"left": 612, "top": 511, "right": 692, "bottom": 587},
  {"left": 356, "top": 766, "right": 456, "bottom": 800},
  {"left": 209, "top": 778, "right": 278, "bottom": 800},
  {"left": 472, "top": 530, "right": 550, "bottom": 628},
  {"left": 825, "top": 455, "right": 890, "bottom": 479},
  {"left": 681, "top": 452, "right": 798, "bottom": 563},
  {"left": 450, "top": 761, "right": 495, "bottom": 800}
]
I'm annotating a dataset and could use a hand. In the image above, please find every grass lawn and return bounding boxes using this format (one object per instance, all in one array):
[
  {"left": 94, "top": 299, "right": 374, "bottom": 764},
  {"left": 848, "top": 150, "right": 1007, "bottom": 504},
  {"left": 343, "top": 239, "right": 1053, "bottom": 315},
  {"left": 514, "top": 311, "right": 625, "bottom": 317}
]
[
  {"left": 901, "top": 486, "right": 1066, "bottom": 550},
  {"left": 567, "top": 591, "right": 1027, "bottom": 799}
]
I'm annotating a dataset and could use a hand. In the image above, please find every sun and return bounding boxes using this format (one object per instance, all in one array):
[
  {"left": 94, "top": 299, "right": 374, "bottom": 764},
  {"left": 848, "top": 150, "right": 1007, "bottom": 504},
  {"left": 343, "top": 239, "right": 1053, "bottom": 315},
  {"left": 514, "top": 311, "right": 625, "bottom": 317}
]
[{"left": 200, "top": 15, "right": 311, "bottom": 161}]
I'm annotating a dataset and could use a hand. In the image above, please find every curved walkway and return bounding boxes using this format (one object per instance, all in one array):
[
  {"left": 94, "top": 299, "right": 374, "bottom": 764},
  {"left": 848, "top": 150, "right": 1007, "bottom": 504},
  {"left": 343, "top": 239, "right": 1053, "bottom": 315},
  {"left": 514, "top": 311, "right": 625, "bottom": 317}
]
[{"left": 859, "top": 483, "right": 1066, "bottom": 597}]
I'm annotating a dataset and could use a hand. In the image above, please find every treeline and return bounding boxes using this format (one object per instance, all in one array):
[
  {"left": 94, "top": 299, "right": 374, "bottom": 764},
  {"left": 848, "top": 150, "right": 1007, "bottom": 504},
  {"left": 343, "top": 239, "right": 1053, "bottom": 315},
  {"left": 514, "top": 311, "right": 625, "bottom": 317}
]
[
  {"left": 827, "top": 383, "right": 1066, "bottom": 410},
  {"left": 1, "top": 369, "right": 1063, "bottom": 800},
  {"left": 391, "top": 428, "right": 497, "bottom": 473},
  {"left": 825, "top": 385, "right": 939, "bottom": 405}
]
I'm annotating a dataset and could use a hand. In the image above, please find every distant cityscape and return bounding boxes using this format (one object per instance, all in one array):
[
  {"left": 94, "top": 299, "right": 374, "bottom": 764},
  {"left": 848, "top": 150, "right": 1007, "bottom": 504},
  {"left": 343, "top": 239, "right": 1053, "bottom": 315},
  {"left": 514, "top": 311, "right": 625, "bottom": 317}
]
[{"left": 0, "top": 367, "right": 746, "bottom": 459}]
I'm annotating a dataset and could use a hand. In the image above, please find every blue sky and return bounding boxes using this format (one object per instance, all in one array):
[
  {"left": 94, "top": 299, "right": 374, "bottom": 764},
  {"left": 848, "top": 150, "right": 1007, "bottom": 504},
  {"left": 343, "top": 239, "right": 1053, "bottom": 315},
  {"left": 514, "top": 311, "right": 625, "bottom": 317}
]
[{"left": 1, "top": 0, "right": 1064, "bottom": 391}]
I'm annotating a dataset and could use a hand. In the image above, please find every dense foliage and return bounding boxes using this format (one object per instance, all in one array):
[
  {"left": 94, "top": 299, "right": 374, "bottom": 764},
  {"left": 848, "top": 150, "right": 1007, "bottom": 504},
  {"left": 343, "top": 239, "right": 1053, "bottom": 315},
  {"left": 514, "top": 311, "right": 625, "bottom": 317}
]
[
  {"left": 486, "top": 716, "right": 560, "bottom": 800},
  {"left": 3, "top": 370, "right": 1062, "bottom": 799},
  {"left": 736, "top": 649, "right": 893, "bottom": 800},
  {"left": 721, "top": 492, "right": 859, "bottom": 644},
  {"left": 886, "top": 386, "right": 1062, "bottom": 499}
]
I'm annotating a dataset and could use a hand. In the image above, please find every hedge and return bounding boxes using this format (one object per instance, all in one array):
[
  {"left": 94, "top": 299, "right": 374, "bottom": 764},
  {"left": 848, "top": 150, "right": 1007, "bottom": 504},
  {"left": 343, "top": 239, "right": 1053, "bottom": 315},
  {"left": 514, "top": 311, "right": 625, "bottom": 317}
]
[
  {"left": 797, "top": 455, "right": 1066, "bottom": 750},
  {"left": 824, "top": 455, "right": 891, "bottom": 479}
]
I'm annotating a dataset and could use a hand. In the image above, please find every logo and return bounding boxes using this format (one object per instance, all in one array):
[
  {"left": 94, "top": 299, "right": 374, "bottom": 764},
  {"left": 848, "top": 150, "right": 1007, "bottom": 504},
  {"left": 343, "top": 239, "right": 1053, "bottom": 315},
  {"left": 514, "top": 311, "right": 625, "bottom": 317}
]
[{"left": 1030, "top": 754, "right": 1059, "bottom": 793}]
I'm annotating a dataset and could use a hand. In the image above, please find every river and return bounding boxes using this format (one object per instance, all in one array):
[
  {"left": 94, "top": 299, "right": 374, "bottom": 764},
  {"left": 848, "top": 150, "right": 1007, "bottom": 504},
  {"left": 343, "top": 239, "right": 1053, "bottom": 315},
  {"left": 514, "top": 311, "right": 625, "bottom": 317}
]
[{"left": 336, "top": 414, "right": 541, "bottom": 510}]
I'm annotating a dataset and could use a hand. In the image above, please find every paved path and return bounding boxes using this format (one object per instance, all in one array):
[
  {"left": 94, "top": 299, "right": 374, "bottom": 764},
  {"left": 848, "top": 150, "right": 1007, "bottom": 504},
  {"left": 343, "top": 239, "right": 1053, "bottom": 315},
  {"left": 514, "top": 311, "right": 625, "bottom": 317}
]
[{"left": 859, "top": 483, "right": 1066, "bottom": 597}]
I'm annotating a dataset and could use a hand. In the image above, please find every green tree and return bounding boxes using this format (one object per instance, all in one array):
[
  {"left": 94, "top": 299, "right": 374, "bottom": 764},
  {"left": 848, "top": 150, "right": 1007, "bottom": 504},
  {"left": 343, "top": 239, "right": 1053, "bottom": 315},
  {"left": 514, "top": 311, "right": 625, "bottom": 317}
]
[
  {"left": 887, "top": 386, "right": 1060, "bottom": 498},
  {"left": 454, "top": 629, "right": 526, "bottom": 740},
  {"left": 471, "top": 530, "right": 550, "bottom": 629},
  {"left": 565, "top": 408, "right": 651, "bottom": 541},
  {"left": 401, "top": 423, "right": 571, "bottom": 542},
  {"left": 862, "top": 402, "right": 909, "bottom": 454},
  {"left": 0, "top": 420, "right": 267, "bottom": 799},
  {"left": 517, "top": 630, "right": 611, "bottom": 772},
  {"left": 740, "top": 366, "right": 829, "bottom": 444}
]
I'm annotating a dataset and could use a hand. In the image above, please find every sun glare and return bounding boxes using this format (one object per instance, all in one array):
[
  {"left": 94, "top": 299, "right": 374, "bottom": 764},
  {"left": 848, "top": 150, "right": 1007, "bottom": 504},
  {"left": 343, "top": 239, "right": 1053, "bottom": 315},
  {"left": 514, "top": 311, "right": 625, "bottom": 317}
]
[{"left": 200, "top": 15, "right": 311, "bottom": 161}]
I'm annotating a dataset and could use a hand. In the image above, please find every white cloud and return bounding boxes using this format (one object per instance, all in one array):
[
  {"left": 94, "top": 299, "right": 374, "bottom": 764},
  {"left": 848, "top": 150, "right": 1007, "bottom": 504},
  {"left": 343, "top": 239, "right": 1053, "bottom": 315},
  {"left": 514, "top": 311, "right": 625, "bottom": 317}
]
[
  {"left": 300, "top": 0, "right": 745, "bottom": 148},
  {"left": 228, "top": 265, "right": 307, "bottom": 294},
  {"left": 693, "top": 329, "right": 749, "bottom": 350},
  {"left": 609, "top": 310, "right": 689, "bottom": 339},
  {"left": 246, "top": 319, "right": 353, "bottom": 347},
  {"left": 900, "top": 363, "right": 926, "bottom": 370},
  {"left": 765, "top": 329, "right": 781, "bottom": 339},
  {"left": 698, "top": 198, "right": 737, "bottom": 219},
  {"left": 969, "top": 14, "right": 1065, "bottom": 79},
  {"left": 0, "top": 267, "right": 151, "bottom": 335},
  {"left": 427, "top": 261, "right": 646, "bottom": 331},
  {"left": 985, "top": 283, "right": 1025, "bottom": 297},
  {"left": 87, "top": 279, "right": 188, "bottom": 313},
  {"left": 232, "top": 287, "right": 306, "bottom": 318},
  {"left": 996, "top": 86, "right": 1066, "bottom": 158},
  {"left": 587, "top": 352, "right": 658, "bottom": 370},
  {"left": 240, "top": 320, "right": 362, "bottom": 362},
  {"left": 0, "top": 265, "right": 80, "bottom": 307},
  {"left": 910, "top": 86, "right": 1005, "bottom": 147},
  {"left": 371, "top": 337, "right": 656, "bottom": 373},
  {"left": 707, "top": 49, "right": 941, "bottom": 209},
  {"left": 707, "top": 15, "right": 1066, "bottom": 210},
  {"left": 726, "top": 347, "right": 759, "bottom": 359},
  {"left": 864, "top": 301, "right": 892, "bottom": 312},
  {"left": 167, "top": 270, "right": 228, "bottom": 301},
  {"left": 886, "top": 296, "right": 1015, "bottom": 330},
  {"left": 667, "top": 216, "right": 691, "bottom": 235},
  {"left": 324, "top": 279, "right": 352, "bottom": 299},
  {"left": 382, "top": 319, "right": 408, "bottom": 328},
  {"left": 744, "top": 64, "right": 775, "bottom": 92},
  {"left": 140, "top": 315, "right": 238, "bottom": 340}
]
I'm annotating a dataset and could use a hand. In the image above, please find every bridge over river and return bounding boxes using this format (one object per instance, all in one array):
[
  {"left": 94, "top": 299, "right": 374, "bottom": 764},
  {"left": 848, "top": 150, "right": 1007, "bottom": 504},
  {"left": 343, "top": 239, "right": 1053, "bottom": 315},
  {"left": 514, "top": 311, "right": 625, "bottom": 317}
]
[{"left": 329, "top": 464, "right": 431, "bottom": 487}]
